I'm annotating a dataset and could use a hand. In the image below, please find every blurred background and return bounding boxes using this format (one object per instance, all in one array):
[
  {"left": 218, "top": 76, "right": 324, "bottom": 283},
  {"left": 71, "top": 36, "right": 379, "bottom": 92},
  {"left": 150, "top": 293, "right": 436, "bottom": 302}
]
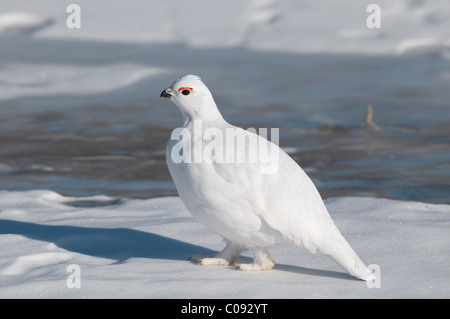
[{"left": 0, "top": 0, "right": 449, "bottom": 203}]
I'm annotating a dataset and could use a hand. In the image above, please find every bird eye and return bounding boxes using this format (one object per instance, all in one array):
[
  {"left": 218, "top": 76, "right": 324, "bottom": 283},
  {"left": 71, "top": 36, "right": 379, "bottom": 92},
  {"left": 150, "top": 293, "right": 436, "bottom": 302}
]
[{"left": 181, "top": 89, "right": 191, "bottom": 96}]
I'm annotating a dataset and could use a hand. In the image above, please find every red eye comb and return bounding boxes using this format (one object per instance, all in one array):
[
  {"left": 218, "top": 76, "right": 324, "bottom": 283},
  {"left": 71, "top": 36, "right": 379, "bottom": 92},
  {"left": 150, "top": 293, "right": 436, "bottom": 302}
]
[{"left": 178, "top": 87, "right": 193, "bottom": 92}]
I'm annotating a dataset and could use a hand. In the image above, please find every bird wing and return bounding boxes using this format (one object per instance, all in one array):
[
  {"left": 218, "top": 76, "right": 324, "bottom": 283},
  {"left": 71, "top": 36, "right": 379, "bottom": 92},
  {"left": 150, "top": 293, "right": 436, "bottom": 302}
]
[{"left": 208, "top": 126, "right": 343, "bottom": 252}]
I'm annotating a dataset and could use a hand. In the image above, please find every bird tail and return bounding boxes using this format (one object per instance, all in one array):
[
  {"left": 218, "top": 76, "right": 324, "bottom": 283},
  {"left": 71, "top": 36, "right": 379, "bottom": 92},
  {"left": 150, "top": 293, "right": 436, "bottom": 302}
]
[{"left": 319, "top": 228, "right": 375, "bottom": 282}]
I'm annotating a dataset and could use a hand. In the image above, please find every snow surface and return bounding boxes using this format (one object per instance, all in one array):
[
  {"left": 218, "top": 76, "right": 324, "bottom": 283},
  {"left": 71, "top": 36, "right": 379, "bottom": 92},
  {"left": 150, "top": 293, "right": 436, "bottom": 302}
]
[{"left": 0, "top": 190, "right": 448, "bottom": 298}]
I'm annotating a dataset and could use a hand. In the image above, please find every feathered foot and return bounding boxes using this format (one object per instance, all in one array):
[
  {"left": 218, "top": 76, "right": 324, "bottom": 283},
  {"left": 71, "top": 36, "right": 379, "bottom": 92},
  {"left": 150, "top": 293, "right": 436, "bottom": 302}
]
[
  {"left": 189, "top": 241, "right": 242, "bottom": 267},
  {"left": 189, "top": 255, "right": 231, "bottom": 266},
  {"left": 234, "top": 247, "right": 275, "bottom": 271}
]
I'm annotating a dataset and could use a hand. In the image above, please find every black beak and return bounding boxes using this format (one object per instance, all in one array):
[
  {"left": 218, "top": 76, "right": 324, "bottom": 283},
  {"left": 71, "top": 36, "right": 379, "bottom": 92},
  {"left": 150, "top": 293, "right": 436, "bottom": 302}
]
[{"left": 160, "top": 89, "right": 172, "bottom": 98}]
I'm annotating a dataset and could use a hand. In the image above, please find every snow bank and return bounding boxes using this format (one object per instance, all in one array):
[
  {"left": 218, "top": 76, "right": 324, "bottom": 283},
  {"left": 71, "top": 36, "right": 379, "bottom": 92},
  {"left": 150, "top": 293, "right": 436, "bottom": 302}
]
[
  {"left": 1, "top": 0, "right": 449, "bottom": 56},
  {"left": 0, "top": 62, "right": 166, "bottom": 102},
  {"left": 0, "top": 12, "right": 52, "bottom": 35},
  {"left": 0, "top": 190, "right": 448, "bottom": 298}
]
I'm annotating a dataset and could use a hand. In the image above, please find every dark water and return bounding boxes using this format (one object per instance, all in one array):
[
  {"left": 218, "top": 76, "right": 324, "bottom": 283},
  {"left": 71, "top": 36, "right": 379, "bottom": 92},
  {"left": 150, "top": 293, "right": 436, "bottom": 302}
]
[{"left": 1, "top": 37, "right": 449, "bottom": 203}]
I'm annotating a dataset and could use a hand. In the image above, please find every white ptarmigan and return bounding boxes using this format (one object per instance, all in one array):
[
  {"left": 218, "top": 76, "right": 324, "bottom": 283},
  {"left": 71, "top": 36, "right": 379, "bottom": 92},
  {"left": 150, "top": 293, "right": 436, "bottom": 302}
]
[{"left": 161, "top": 74, "right": 375, "bottom": 281}]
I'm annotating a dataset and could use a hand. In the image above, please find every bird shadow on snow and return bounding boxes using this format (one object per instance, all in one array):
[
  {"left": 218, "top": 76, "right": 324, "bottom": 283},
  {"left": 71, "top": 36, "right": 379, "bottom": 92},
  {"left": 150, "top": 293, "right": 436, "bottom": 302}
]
[
  {"left": 0, "top": 219, "right": 356, "bottom": 280},
  {"left": 273, "top": 263, "right": 355, "bottom": 281},
  {"left": 0, "top": 219, "right": 215, "bottom": 263}
]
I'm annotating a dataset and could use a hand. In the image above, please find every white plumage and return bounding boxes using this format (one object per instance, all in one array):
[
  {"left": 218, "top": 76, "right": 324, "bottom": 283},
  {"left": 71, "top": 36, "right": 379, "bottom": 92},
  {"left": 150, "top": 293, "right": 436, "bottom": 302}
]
[{"left": 161, "top": 74, "right": 374, "bottom": 281}]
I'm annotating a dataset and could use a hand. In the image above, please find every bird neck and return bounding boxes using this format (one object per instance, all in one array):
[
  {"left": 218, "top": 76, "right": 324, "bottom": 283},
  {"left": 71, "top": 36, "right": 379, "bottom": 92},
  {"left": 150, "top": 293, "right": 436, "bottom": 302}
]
[{"left": 179, "top": 98, "right": 224, "bottom": 126}]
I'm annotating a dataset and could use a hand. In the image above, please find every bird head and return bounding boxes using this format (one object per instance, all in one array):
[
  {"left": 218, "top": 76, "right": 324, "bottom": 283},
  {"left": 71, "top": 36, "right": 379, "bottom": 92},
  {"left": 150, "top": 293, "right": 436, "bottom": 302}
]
[{"left": 160, "top": 74, "right": 221, "bottom": 121}]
